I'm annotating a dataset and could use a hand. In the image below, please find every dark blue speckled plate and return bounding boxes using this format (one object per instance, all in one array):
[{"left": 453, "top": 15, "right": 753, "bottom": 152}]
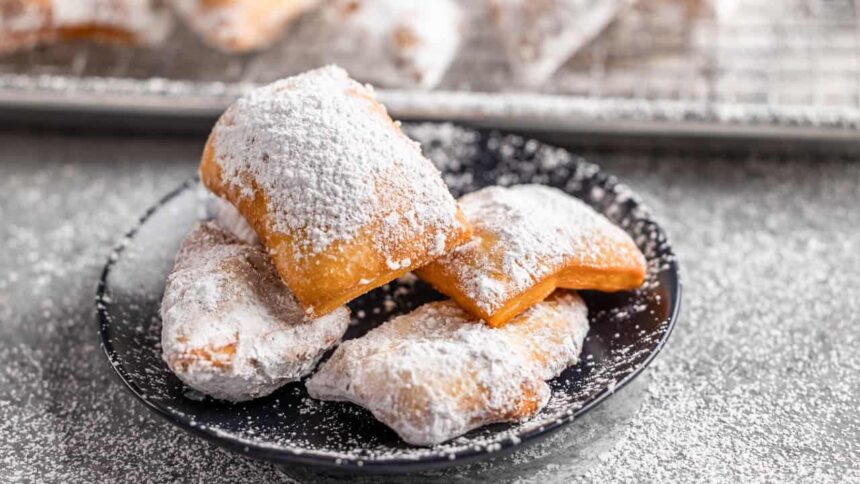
[{"left": 96, "top": 124, "right": 680, "bottom": 474}]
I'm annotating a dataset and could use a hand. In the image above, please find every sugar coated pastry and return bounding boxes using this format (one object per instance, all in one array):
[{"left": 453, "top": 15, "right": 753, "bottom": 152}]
[
  {"left": 488, "top": 0, "right": 630, "bottom": 85},
  {"left": 297, "top": 0, "right": 463, "bottom": 89},
  {"left": 161, "top": 222, "right": 350, "bottom": 402},
  {"left": 565, "top": 0, "right": 711, "bottom": 69},
  {"left": 170, "top": 0, "right": 319, "bottom": 53},
  {"left": 416, "top": 184, "right": 646, "bottom": 327},
  {"left": 0, "top": 0, "right": 173, "bottom": 54},
  {"left": 199, "top": 66, "right": 471, "bottom": 318},
  {"left": 205, "top": 193, "right": 259, "bottom": 245},
  {"left": 306, "top": 291, "right": 589, "bottom": 446}
]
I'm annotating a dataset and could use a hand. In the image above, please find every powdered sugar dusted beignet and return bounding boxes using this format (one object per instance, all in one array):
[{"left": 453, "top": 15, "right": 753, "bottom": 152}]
[
  {"left": 297, "top": 0, "right": 462, "bottom": 89},
  {"left": 200, "top": 66, "right": 471, "bottom": 318},
  {"left": 205, "top": 193, "right": 259, "bottom": 245},
  {"left": 488, "top": 0, "right": 630, "bottom": 85},
  {"left": 161, "top": 222, "right": 349, "bottom": 402},
  {"left": 416, "top": 184, "right": 646, "bottom": 327},
  {"left": 170, "top": 0, "right": 319, "bottom": 53},
  {"left": 0, "top": 0, "right": 172, "bottom": 53},
  {"left": 306, "top": 291, "right": 589, "bottom": 446}
]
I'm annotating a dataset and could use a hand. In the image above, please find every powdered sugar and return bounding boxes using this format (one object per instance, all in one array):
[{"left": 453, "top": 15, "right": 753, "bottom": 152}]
[
  {"left": 160, "top": 222, "right": 349, "bottom": 402},
  {"left": 209, "top": 65, "right": 461, "bottom": 257},
  {"left": 306, "top": 292, "right": 589, "bottom": 446},
  {"left": 205, "top": 194, "right": 259, "bottom": 245},
  {"left": 423, "top": 184, "right": 643, "bottom": 315}
]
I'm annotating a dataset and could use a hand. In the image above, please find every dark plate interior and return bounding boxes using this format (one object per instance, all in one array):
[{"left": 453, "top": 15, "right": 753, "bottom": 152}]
[{"left": 96, "top": 124, "right": 681, "bottom": 474}]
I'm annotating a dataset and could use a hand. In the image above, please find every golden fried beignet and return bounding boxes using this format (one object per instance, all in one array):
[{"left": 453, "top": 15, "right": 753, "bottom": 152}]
[
  {"left": 306, "top": 291, "right": 589, "bottom": 446},
  {"left": 200, "top": 66, "right": 471, "bottom": 318},
  {"left": 416, "top": 184, "right": 646, "bottom": 327},
  {"left": 161, "top": 222, "right": 350, "bottom": 402},
  {"left": 295, "top": 0, "right": 463, "bottom": 89},
  {"left": 0, "top": 0, "right": 172, "bottom": 53},
  {"left": 488, "top": 0, "right": 629, "bottom": 85},
  {"left": 170, "top": 0, "right": 319, "bottom": 52}
]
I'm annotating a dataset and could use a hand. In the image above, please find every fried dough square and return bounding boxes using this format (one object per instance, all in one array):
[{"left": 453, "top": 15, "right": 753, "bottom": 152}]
[
  {"left": 0, "top": 0, "right": 172, "bottom": 53},
  {"left": 416, "top": 184, "right": 646, "bottom": 327},
  {"left": 306, "top": 291, "right": 589, "bottom": 446},
  {"left": 294, "top": 0, "right": 463, "bottom": 89},
  {"left": 200, "top": 66, "right": 471, "bottom": 318},
  {"left": 161, "top": 222, "right": 350, "bottom": 402},
  {"left": 170, "top": 0, "right": 320, "bottom": 52},
  {"left": 488, "top": 0, "right": 629, "bottom": 85}
]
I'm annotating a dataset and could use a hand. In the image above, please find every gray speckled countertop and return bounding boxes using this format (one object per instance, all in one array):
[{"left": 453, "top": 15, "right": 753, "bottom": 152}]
[{"left": 1, "top": 129, "right": 858, "bottom": 483}]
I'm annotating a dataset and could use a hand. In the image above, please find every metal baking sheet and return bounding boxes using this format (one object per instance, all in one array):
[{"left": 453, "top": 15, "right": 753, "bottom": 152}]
[{"left": 1, "top": 0, "right": 858, "bottom": 141}]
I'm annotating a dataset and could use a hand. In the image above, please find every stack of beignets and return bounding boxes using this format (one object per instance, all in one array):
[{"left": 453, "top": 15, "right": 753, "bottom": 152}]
[{"left": 162, "top": 66, "right": 647, "bottom": 446}]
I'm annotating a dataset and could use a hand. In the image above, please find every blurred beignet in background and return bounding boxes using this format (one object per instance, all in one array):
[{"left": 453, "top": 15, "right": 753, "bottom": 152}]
[
  {"left": 161, "top": 222, "right": 350, "bottom": 402},
  {"left": 488, "top": 0, "right": 630, "bottom": 86},
  {"left": 306, "top": 291, "right": 589, "bottom": 446},
  {"left": 170, "top": 0, "right": 319, "bottom": 53},
  {"left": 200, "top": 66, "right": 471, "bottom": 318},
  {"left": 565, "top": 0, "right": 715, "bottom": 74},
  {"left": 416, "top": 184, "right": 646, "bottom": 327},
  {"left": 293, "top": 0, "right": 463, "bottom": 89},
  {"left": 0, "top": 0, "right": 173, "bottom": 53}
]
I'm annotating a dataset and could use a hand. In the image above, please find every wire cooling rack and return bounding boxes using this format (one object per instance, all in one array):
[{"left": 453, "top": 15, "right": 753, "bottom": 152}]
[{"left": 1, "top": 0, "right": 858, "bottom": 141}]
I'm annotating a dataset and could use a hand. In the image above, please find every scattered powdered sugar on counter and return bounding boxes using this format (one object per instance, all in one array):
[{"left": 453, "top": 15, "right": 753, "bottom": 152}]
[
  {"left": 210, "top": 66, "right": 461, "bottom": 256},
  {"left": 2, "top": 126, "right": 859, "bottom": 482}
]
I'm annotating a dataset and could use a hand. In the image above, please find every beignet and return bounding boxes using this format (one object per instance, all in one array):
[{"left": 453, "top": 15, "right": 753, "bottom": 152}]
[
  {"left": 306, "top": 291, "right": 589, "bottom": 446},
  {"left": 296, "top": 0, "right": 463, "bottom": 89},
  {"left": 416, "top": 184, "right": 646, "bottom": 327},
  {"left": 488, "top": 0, "right": 630, "bottom": 85},
  {"left": 200, "top": 66, "right": 471, "bottom": 318},
  {"left": 170, "top": 0, "right": 319, "bottom": 53},
  {"left": 161, "top": 221, "right": 349, "bottom": 402},
  {"left": 0, "top": 0, "right": 172, "bottom": 53},
  {"left": 205, "top": 193, "right": 259, "bottom": 245}
]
